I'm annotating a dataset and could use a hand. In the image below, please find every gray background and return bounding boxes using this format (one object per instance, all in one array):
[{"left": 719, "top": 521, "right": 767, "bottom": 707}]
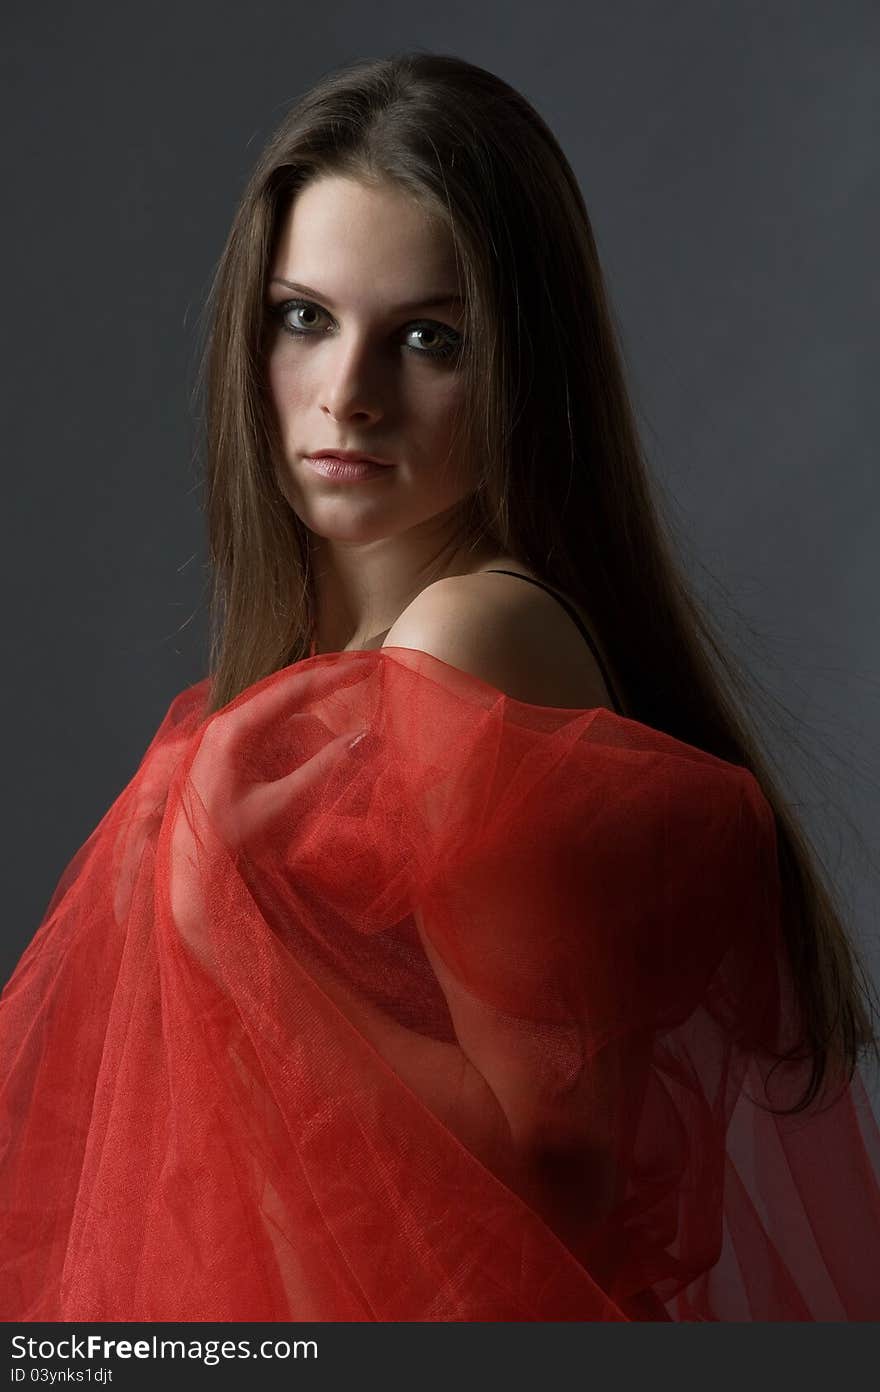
[{"left": 3, "top": 2, "right": 878, "bottom": 1110}]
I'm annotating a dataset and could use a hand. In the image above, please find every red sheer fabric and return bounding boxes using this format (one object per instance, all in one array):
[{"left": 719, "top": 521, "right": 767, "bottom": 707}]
[{"left": 2, "top": 646, "right": 879, "bottom": 1321}]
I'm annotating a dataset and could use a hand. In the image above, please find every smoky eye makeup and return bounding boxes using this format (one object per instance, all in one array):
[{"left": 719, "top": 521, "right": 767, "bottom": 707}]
[{"left": 266, "top": 296, "right": 464, "bottom": 361}]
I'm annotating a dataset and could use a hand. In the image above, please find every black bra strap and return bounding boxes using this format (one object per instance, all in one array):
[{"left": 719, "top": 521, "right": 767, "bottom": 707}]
[{"left": 484, "top": 569, "right": 624, "bottom": 715}]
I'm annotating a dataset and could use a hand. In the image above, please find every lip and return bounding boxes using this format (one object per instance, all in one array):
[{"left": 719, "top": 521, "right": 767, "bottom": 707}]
[
  {"left": 306, "top": 449, "right": 393, "bottom": 466},
  {"left": 304, "top": 453, "right": 393, "bottom": 482}
]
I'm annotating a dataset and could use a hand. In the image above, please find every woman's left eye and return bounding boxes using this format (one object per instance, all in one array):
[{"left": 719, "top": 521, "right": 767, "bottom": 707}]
[
  {"left": 402, "top": 325, "right": 459, "bottom": 359},
  {"left": 268, "top": 299, "right": 462, "bottom": 361}
]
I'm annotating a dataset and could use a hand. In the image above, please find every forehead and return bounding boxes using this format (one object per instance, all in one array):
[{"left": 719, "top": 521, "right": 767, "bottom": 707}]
[{"left": 269, "top": 175, "right": 458, "bottom": 293}]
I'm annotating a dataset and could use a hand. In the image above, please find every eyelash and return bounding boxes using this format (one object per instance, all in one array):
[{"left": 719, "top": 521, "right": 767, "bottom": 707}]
[{"left": 268, "top": 298, "right": 462, "bottom": 361}]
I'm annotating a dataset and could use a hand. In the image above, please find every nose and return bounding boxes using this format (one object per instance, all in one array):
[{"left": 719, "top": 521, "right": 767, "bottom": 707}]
[{"left": 319, "top": 335, "right": 385, "bottom": 425}]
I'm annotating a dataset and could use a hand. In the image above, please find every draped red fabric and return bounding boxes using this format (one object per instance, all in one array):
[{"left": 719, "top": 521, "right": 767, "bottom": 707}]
[{"left": 2, "top": 646, "right": 880, "bottom": 1321}]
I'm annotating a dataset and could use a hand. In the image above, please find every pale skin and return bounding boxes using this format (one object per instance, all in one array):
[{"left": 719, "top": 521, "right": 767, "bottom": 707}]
[{"left": 265, "top": 173, "right": 617, "bottom": 712}]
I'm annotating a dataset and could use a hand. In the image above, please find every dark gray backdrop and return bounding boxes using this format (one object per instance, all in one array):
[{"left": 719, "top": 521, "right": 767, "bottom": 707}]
[{"left": 3, "top": 2, "right": 878, "bottom": 1109}]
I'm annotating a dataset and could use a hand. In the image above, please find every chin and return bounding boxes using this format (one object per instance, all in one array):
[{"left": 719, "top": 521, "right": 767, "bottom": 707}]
[{"left": 295, "top": 502, "right": 406, "bottom": 546}]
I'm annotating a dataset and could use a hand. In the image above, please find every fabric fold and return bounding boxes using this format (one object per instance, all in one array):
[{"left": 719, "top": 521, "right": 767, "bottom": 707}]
[{"left": 2, "top": 645, "right": 878, "bottom": 1320}]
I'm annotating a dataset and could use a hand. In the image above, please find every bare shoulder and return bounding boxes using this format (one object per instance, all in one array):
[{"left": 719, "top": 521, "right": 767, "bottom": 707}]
[{"left": 382, "top": 569, "right": 616, "bottom": 711}]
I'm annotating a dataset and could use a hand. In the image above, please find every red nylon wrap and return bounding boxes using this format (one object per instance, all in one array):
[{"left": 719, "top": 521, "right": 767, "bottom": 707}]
[{"left": 2, "top": 647, "right": 879, "bottom": 1320}]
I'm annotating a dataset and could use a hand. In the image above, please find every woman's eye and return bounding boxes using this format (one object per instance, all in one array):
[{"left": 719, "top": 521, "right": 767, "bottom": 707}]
[
  {"left": 268, "top": 299, "right": 461, "bottom": 361},
  {"left": 404, "top": 325, "right": 456, "bottom": 357},
  {"left": 274, "top": 301, "right": 327, "bottom": 333}
]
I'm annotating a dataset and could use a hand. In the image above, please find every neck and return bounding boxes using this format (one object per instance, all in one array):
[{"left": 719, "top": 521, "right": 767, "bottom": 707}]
[{"left": 308, "top": 512, "right": 501, "bottom": 655}]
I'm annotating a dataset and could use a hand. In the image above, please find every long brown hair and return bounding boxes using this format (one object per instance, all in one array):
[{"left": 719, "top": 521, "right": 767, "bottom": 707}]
[{"left": 194, "top": 50, "right": 879, "bottom": 1114}]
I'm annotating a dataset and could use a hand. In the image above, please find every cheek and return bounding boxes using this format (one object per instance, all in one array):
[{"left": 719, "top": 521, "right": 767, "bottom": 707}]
[
  {"left": 408, "top": 375, "right": 465, "bottom": 436},
  {"left": 267, "top": 355, "right": 309, "bottom": 424}
]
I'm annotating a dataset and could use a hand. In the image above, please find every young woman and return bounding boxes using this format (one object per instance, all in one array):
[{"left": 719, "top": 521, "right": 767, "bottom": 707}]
[{"left": 2, "top": 52, "right": 879, "bottom": 1322}]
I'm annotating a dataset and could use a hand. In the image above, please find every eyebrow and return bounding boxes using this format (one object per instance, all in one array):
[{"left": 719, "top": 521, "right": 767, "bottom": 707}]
[{"left": 268, "top": 278, "right": 464, "bottom": 312}]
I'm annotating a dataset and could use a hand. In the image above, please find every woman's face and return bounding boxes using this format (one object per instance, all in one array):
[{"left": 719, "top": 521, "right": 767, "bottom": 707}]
[{"left": 265, "top": 175, "right": 475, "bottom": 546}]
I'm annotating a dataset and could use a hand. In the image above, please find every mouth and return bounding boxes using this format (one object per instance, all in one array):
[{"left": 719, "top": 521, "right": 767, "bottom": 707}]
[{"left": 303, "top": 453, "right": 394, "bottom": 483}]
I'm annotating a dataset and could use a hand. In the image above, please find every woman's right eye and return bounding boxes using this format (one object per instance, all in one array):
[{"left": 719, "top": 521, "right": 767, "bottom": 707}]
[{"left": 269, "top": 299, "right": 326, "bottom": 334}]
